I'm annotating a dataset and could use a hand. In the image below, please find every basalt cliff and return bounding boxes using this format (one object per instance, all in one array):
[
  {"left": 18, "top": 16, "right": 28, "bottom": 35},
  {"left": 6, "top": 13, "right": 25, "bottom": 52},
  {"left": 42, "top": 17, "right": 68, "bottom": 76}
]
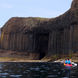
[{"left": 0, "top": 0, "right": 78, "bottom": 60}]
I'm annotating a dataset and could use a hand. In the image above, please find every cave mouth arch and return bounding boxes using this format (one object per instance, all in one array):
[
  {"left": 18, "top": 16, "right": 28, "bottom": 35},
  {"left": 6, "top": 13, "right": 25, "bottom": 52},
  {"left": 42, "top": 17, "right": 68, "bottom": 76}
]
[{"left": 35, "top": 32, "right": 49, "bottom": 59}]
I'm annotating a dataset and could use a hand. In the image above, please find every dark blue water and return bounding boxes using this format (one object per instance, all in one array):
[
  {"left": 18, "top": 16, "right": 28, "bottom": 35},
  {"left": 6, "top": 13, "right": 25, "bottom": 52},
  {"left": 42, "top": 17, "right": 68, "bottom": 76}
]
[{"left": 0, "top": 62, "right": 77, "bottom": 78}]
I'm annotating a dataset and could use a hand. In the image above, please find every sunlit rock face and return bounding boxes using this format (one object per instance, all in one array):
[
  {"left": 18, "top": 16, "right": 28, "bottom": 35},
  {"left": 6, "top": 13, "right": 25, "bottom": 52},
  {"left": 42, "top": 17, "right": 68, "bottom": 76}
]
[
  {"left": 0, "top": 0, "right": 78, "bottom": 60},
  {"left": 71, "top": 0, "right": 78, "bottom": 18},
  {"left": 71, "top": 0, "right": 78, "bottom": 9}
]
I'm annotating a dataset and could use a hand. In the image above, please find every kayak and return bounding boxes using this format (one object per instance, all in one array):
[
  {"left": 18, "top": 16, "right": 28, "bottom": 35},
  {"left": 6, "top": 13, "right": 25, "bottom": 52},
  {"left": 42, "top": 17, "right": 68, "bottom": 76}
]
[
  {"left": 54, "top": 60, "right": 77, "bottom": 67},
  {"left": 64, "top": 62, "right": 77, "bottom": 67},
  {"left": 64, "top": 63, "right": 72, "bottom": 67}
]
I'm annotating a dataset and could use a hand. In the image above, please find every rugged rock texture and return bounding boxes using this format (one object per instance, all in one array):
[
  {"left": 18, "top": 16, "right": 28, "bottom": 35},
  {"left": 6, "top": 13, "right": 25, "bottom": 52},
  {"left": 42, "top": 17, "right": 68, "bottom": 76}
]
[
  {"left": 0, "top": 0, "right": 78, "bottom": 60},
  {"left": 0, "top": 18, "right": 49, "bottom": 59}
]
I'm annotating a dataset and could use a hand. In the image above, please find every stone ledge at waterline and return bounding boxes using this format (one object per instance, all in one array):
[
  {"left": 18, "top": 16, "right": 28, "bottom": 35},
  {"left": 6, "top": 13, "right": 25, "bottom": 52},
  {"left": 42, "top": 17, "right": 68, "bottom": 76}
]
[
  {"left": 0, "top": 0, "right": 78, "bottom": 61},
  {"left": 0, "top": 49, "right": 50, "bottom": 62},
  {"left": 0, "top": 49, "right": 78, "bottom": 62}
]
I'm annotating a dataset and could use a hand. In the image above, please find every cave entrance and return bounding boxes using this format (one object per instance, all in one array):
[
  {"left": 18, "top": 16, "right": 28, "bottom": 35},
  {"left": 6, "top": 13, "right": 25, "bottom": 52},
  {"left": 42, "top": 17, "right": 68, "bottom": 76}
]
[{"left": 35, "top": 33, "right": 49, "bottom": 59}]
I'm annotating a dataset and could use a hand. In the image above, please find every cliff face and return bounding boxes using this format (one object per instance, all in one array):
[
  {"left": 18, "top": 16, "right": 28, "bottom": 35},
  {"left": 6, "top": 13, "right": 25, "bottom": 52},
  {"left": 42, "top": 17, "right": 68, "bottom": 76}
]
[
  {"left": 0, "top": 0, "right": 78, "bottom": 60},
  {"left": 70, "top": 0, "right": 78, "bottom": 22},
  {"left": 71, "top": 0, "right": 78, "bottom": 9},
  {"left": 2, "top": 17, "right": 49, "bottom": 33},
  {"left": 1, "top": 17, "right": 50, "bottom": 59}
]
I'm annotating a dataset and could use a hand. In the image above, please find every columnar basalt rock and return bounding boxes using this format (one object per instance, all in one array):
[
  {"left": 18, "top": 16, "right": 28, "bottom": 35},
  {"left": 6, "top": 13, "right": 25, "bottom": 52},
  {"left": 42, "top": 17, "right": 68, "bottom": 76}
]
[{"left": 0, "top": 0, "right": 78, "bottom": 59}]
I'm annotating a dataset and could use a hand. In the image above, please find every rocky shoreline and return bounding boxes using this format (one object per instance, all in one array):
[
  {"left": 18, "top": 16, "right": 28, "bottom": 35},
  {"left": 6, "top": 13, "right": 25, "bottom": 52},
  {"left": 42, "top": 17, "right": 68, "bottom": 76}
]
[
  {"left": 0, "top": 49, "right": 49, "bottom": 62},
  {"left": 0, "top": 49, "right": 78, "bottom": 62}
]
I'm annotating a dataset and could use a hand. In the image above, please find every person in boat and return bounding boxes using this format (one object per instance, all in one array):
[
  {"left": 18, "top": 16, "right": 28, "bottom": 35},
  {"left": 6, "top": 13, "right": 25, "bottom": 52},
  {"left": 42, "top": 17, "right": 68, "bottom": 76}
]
[
  {"left": 65, "top": 59, "right": 68, "bottom": 64},
  {"left": 65, "top": 59, "right": 71, "bottom": 64},
  {"left": 67, "top": 59, "right": 71, "bottom": 64}
]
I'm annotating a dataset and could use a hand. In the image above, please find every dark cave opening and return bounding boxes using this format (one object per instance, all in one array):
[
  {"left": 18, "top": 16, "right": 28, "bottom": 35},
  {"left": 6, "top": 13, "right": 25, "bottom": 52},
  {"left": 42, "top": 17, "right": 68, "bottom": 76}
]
[{"left": 35, "top": 33, "right": 49, "bottom": 59}]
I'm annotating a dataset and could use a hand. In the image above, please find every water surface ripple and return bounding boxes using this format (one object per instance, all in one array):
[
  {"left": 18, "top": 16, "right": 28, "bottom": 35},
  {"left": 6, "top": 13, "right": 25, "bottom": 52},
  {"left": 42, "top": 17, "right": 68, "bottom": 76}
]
[{"left": 0, "top": 62, "right": 77, "bottom": 78}]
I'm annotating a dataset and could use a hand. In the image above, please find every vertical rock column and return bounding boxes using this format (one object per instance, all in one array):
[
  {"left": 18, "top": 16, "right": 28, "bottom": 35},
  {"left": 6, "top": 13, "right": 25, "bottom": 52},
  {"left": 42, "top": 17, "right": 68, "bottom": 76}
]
[
  {"left": 69, "top": 26, "right": 73, "bottom": 54},
  {"left": 63, "top": 28, "right": 71, "bottom": 55},
  {"left": 48, "top": 31, "right": 57, "bottom": 55},
  {"left": 48, "top": 32, "right": 54, "bottom": 54},
  {"left": 72, "top": 25, "right": 78, "bottom": 52},
  {"left": 63, "top": 28, "right": 67, "bottom": 55}
]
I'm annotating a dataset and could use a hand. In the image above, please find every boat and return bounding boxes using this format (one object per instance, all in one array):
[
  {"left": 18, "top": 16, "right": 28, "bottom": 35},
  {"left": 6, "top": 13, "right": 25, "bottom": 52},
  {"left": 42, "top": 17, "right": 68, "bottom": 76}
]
[
  {"left": 54, "top": 60, "right": 77, "bottom": 67},
  {"left": 64, "top": 63, "right": 72, "bottom": 67},
  {"left": 64, "top": 62, "right": 77, "bottom": 67}
]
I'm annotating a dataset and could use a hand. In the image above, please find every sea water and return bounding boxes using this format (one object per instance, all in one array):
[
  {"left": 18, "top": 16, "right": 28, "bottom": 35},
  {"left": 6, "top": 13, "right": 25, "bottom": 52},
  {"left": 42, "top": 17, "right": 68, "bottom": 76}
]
[{"left": 0, "top": 62, "right": 77, "bottom": 78}]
